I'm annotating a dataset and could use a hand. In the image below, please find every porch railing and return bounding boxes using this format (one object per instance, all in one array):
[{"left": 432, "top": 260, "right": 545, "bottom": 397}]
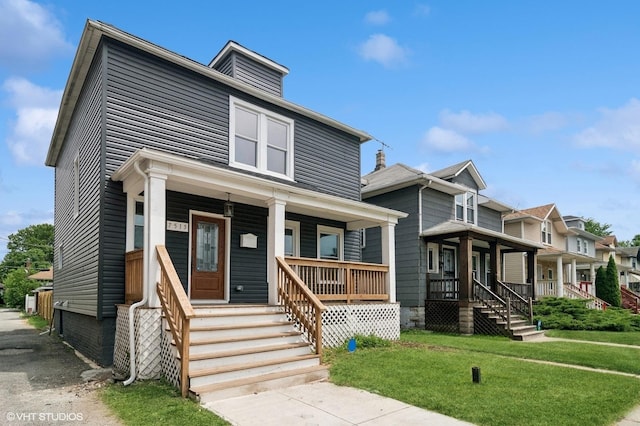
[
  {"left": 276, "top": 257, "right": 326, "bottom": 356},
  {"left": 502, "top": 281, "right": 533, "bottom": 301},
  {"left": 284, "top": 257, "right": 389, "bottom": 303},
  {"left": 125, "top": 249, "right": 143, "bottom": 304},
  {"left": 564, "top": 283, "right": 609, "bottom": 311},
  {"left": 473, "top": 279, "right": 511, "bottom": 330},
  {"left": 496, "top": 280, "right": 533, "bottom": 324},
  {"left": 156, "top": 245, "right": 196, "bottom": 397},
  {"left": 621, "top": 286, "right": 640, "bottom": 314},
  {"left": 536, "top": 280, "right": 557, "bottom": 298},
  {"left": 427, "top": 278, "right": 460, "bottom": 300}
]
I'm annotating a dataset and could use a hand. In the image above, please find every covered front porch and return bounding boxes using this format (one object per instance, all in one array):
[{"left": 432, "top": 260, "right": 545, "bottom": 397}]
[
  {"left": 112, "top": 148, "right": 406, "bottom": 395},
  {"left": 421, "top": 221, "right": 542, "bottom": 335}
]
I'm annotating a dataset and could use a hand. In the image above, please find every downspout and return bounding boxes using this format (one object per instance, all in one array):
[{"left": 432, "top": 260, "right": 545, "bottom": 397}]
[
  {"left": 124, "top": 160, "right": 149, "bottom": 386},
  {"left": 418, "top": 180, "right": 431, "bottom": 235}
]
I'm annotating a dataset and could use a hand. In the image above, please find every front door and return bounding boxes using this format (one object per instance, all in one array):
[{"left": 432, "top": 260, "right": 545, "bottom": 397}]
[{"left": 191, "top": 215, "right": 225, "bottom": 300}]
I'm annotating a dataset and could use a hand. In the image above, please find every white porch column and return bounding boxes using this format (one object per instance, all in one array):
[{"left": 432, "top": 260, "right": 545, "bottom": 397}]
[
  {"left": 145, "top": 165, "right": 168, "bottom": 308},
  {"left": 571, "top": 259, "right": 577, "bottom": 287},
  {"left": 267, "top": 198, "right": 286, "bottom": 305},
  {"left": 590, "top": 263, "right": 596, "bottom": 296},
  {"left": 556, "top": 257, "right": 564, "bottom": 298},
  {"left": 380, "top": 222, "right": 397, "bottom": 303}
]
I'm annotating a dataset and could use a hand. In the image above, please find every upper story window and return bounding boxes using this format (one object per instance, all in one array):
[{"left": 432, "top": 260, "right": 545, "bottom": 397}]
[
  {"left": 229, "top": 96, "right": 294, "bottom": 180},
  {"left": 576, "top": 238, "right": 582, "bottom": 253},
  {"left": 583, "top": 240, "right": 588, "bottom": 255},
  {"left": 455, "top": 191, "right": 476, "bottom": 224},
  {"left": 541, "top": 220, "right": 552, "bottom": 244}
]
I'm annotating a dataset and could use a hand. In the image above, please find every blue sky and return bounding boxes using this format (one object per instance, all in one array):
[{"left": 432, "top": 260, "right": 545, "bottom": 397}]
[{"left": 1, "top": 1, "right": 640, "bottom": 261}]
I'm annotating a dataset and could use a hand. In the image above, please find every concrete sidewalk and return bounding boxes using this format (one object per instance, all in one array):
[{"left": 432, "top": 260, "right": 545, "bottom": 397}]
[{"left": 204, "top": 381, "right": 473, "bottom": 426}]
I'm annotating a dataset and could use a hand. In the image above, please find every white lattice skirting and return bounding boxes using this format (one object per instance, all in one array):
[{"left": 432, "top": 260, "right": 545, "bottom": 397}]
[
  {"left": 113, "top": 305, "right": 163, "bottom": 380},
  {"left": 321, "top": 303, "right": 400, "bottom": 348}
]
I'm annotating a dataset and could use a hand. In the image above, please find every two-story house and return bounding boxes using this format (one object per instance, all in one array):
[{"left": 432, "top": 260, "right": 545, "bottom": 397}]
[
  {"left": 563, "top": 215, "right": 601, "bottom": 296},
  {"left": 45, "top": 20, "right": 406, "bottom": 397},
  {"left": 503, "top": 205, "right": 607, "bottom": 308},
  {"left": 362, "top": 156, "right": 541, "bottom": 338}
]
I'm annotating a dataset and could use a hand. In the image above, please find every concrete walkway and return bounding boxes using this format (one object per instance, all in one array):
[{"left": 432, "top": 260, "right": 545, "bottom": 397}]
[{"left": 205, "top": 381, "right": 473, "bottom": 426}]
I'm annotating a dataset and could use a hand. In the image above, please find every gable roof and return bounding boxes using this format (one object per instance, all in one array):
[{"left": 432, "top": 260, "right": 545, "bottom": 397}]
[
  {"left": 209, "top": 40, "right": 289, "bottom": 75},
  {"left": 46, "top": 20, "right": 371, "bottom": 167},
  {"left": 600, "top": 235, "right": 617, "bottom": 247},
  {"left": 430, "top": 159, "right": 487, "bottom": 191},
  {"left": 503, "top": 203, "right": 569, "bottom": 233}
]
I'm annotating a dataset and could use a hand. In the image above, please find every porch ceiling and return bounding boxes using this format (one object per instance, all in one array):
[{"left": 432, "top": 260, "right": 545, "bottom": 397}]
[
  {"left": 112, "top": 148, "right": 407, "bottom": 230},
  {"left": 420, "top": 220, "right": 543, "bottom": 252}
]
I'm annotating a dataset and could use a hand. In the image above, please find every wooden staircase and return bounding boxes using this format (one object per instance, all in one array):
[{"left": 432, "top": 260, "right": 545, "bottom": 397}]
[
  {"left": 174, "top": 305, "right": 328, "bottom": 403},
  {"left": 476, "top": 301, "right": 545, "bottom": 341},
  {"left": 621, "top": 286, "right": 640, "bottom": 313}
]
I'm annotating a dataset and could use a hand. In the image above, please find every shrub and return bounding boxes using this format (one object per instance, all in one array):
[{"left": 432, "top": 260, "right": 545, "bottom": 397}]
[
  {"left": 342, "top": 334, "right": 391, "bottom": 350},
  {"left": 533, "top": 297, "right": 640, "bottom": 332}
]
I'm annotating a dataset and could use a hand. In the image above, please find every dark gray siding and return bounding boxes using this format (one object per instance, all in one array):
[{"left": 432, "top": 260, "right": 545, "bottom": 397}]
[
  {"left": 363, "top": 185, "right": 420, "bottom": 307},
  {"left": 477, "top": 205, "right": 502, "bottom": 232},
  {"left": 450, "top": 169, "right": 478, "bottom": 190},
  {"left": 422, "top": 188, "right": 454, "bottom": 230},
  {"left": 104, "top": 39, "right": 361, "bottom": 201},
  {"left": 54, "top": 309, "right": 116, "bottom": 366},
  {"left": 212, "top": 54, "right": 234, "bottom": 77},
  {"left": 233, "top": 52, "right": 283, "bottom": 97},
  {"left": 286, "top": 213, "right": 359, "bottom": 262},
  {"left": 100, "top": 180, "right": 126, "bottom": 317},
  {"left": 53, "top": 46, "right": 103, "bottom": 317}
]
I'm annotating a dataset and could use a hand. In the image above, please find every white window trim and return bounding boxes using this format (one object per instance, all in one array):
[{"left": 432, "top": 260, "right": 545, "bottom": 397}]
[
  {"left": 126, "top": 195, "right": 145, "bottom": 252},
  {"left": 317, "top": 225, "right": 344, "bottom": 261},
  {"left": 541, "top": 220, "right": 552, "bottom": 245},
  {"left": 285, "top": 220, "right": 300, "bottom": 257},
  {"left": 454, "top": 191, "right": 477, "bottom": 224},
  {"left": 427, "top": 242, "right": 439, "bottom": 273},
  {"left": 229, "top": 96, "right": 295, "bottom": 181}
]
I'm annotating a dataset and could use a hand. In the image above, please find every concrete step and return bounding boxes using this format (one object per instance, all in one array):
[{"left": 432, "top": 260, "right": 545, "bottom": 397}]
[
  {"left": 187, "top": 342, "right": 312, "bottom": 370},
  {"left": 189, "top": 321, "right": 298, "bottom": 340},
  {"left": 191, "top": 304, "right": 283, "bottom": 316},
  {"left": 512, "top": 329, "right": 546, "bottom": 341},
  {"left": 194, "top": 365, "right": 329, "bottom": 403},
  {"left": 189, "top": 354, "right": 321, "bottom": 388},
  {"left": 186, "top": 331, "right": 304, "bottom": 355},
  {"left": 191, "top": 311, "right": 290, "bottom": 327}
]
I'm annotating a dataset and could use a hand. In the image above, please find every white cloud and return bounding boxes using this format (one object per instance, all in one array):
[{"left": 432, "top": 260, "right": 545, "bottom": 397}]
[
  {"left": 574, "top": 98, "right": 640, "bottom": 150},
  {"left": 358, "top": 34, "right": 409, "bottom": 68},
  {"left": 438, "top": 109, "right": 508, "bottom": 134},
  {"left": 413, "top": 162, "right": 431, "bottom": 173},
  {"left": 3, "top": 77, "right": 62, "bottom": 165},
  {"left": 364, "top": 10, "right": 391, "bottom": 26},
  {"left": 526, "top": 111, "right": 571, "bottom": 134},
  {"left": 0, "top": 210, "right": 23, "bottom": 226},
  {"left": 0, "top": 0, "right": 72, "bottom": 70},
  {"left": 414, "top": 4, "right": 431, "bottom": 17},
  {"left": 421, "top": 126, "right": 474, "bottom": 152}
]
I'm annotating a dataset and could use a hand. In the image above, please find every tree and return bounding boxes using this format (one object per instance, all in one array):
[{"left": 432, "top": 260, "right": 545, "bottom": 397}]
[
  {"left": 584, "top": 218, "right": 613, "bottom": 237},
  {"left": 3, "top": 269, "right": 39, "bottom": 309},
  {"left": 0, "top": 224, "right": 54, "bottom": 282},
  {"left": 617, "top": 234, "right": 640, "bottom": 247},
  {"left": 595, "top": 255, "right": 621, "bottom": 307}
]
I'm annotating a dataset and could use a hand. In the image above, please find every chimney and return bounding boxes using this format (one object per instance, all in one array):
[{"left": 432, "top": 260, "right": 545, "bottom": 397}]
[{"left": 374, "top": 149, "right": 386, "bottom": 171}]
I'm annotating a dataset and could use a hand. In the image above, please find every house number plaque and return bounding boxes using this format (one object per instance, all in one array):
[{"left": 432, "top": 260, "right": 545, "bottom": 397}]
[{"left": 166, "top": 221, "right": 189, "bottom": 232}]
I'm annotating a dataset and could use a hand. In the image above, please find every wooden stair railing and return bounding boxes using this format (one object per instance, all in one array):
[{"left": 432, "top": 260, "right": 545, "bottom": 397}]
[
  {"left": 621, "top": 286, "right": 640, "bottom": 313},
  {"left": 473, "top": 279, "right": 512, "bottom": 331},
  {"left": 495, "top": 280, "right": 533, "bottom": 324},
  {"left": 276, "top": 257, "right": 326, "bottom": 356},
  {"left": 564, "top": 283, "right": 609, "bottom": 311},
  {"left": 156, "top": 245, "right": 196, "bottom": 397}
]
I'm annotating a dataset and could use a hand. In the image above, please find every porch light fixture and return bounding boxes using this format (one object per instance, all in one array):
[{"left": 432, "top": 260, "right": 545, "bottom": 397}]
[{"left": 223, "top": 193, "right": 234, "bottom": 218}]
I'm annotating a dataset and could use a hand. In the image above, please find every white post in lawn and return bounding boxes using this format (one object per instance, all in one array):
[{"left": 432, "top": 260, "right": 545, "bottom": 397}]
[
  {"left": 556, "top": 256, "right": 564, "bottom": 298},
  {"left": 145, "top": 162, "right": 168, "bottom": 308},
  {"left": 267, "top": 198, "right": 286, "bottom": 305},
  {"left": 590, "top": 263, "right": 596, "bottom": 296},
  {"left": 571, "top": 259, "right": 577, "bottom": 287},
  {"left": 380, "top": 222, "right": 397, "bottom": 303}
]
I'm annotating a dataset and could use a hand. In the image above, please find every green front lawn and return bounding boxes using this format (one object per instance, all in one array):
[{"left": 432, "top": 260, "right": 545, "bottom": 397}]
[
  {"left": 545, "top": 329, "right": 640, "bottom": 346},
  {"left": 328, "top": 331, "right": 640, "bottom": 426}
]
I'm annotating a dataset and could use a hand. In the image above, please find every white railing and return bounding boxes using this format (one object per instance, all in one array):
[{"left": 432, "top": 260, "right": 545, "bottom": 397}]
[
  {"left": 564, "top": 283, "right": 609, "bottom": 311},
  {"left": 536, "top": 280, "right": 557, "bottom": 298}
]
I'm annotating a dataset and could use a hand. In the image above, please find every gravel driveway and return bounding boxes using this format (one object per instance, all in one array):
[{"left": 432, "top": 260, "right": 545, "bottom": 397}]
[{"left": 0, "top": 308, "right": 122, "bottom": 426}]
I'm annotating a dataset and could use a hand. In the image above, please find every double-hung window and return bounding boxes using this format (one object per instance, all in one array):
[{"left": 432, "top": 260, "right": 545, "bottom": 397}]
[
  {"left": 576, "top": 238, "right": 582, "bottom": 253},
  {"left": 541, "top": 220, "right": 552, "bottom": 244},
  {"left": 230, "top": 97, "right": 294, "bottom": 180},
  {"left": 317, "top": 225, "right": 343, "bottom": 261},
  {"left": 455, "top": 191, "right": 477, "bottom": 224}
]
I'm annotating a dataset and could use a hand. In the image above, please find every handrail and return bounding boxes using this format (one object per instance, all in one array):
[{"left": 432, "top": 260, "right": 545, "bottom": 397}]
[
  {"left": 621, "top": 286, "right": 640, "bottom": 314},
  {"left": 276, "top": 257, "right": 326, "bottom": 356},
  {"left": 156, "top": 245, "right": 196, "bottom": 397},
  {"left": 564, "top": 283, "right": 609, "bottom": 311},
  {"left": 495, "top": 280, "right": 533, "bottom": 324},
  {"left": 473, "top": 279, "right": 511, "bottom": 330}
]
